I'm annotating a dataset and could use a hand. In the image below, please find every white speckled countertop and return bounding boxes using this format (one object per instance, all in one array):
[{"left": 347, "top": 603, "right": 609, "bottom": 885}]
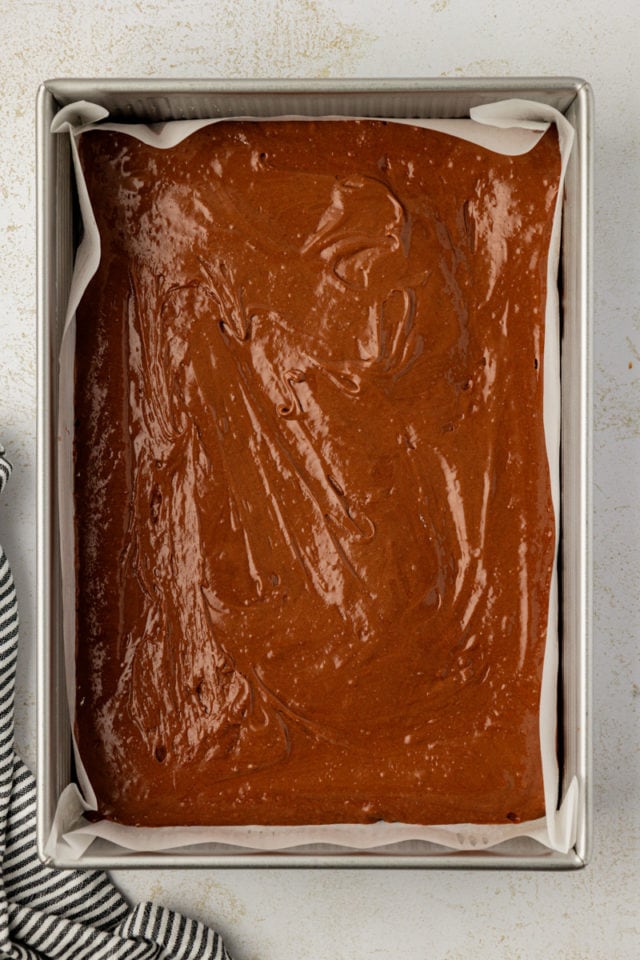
[{"left": 1, "top": 1, "right": 639, "bottom": 957}]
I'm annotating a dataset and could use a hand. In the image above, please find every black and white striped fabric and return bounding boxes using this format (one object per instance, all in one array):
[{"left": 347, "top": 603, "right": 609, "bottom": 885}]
[{"left": 0, "top": 449, "right": 232, "bottom": 959}]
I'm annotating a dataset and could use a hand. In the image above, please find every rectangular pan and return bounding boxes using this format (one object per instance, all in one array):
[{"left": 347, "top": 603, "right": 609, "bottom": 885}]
[{"left": 36, "top": 77, "right": 592, "bottom": 869}]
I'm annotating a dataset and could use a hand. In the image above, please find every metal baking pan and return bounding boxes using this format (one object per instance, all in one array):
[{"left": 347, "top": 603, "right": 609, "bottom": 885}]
[{"left": 36, "top": 77, "right": 592, "bottom": 869}]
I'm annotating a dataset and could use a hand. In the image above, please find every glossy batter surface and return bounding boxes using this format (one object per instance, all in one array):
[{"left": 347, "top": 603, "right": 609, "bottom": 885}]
[{"left": 75, "top": 120, "right": 560, "bottom": 826}]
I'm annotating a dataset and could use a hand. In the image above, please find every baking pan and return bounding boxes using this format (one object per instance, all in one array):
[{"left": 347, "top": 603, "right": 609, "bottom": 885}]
[{"left": 36, "top": 77, "right": 592, "bottom": 869}]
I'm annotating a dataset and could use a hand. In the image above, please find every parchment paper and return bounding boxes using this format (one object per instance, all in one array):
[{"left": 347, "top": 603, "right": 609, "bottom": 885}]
[{"left": 47, "top": 100, "right": 578, "bottom": 860}]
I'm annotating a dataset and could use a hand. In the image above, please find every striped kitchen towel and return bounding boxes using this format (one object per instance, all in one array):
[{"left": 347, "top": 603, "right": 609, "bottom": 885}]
[{"left": 0, "top": 449, "right": 232, "bottom": 959}]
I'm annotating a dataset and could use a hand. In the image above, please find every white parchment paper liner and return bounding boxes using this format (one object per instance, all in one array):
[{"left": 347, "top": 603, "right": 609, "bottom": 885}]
[{"left": 48, "top": 100, "right": 578, "bottom": 860}]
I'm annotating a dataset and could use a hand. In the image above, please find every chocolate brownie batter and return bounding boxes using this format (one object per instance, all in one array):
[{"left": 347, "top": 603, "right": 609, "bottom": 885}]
[{"left": 74, "top": 120, "right": 560, "bottom": 826}]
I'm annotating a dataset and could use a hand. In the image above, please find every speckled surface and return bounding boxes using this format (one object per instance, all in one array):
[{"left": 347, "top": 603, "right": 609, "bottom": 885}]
[{"left": 1, "top": 0, "right": 638, "bottom": 957}]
